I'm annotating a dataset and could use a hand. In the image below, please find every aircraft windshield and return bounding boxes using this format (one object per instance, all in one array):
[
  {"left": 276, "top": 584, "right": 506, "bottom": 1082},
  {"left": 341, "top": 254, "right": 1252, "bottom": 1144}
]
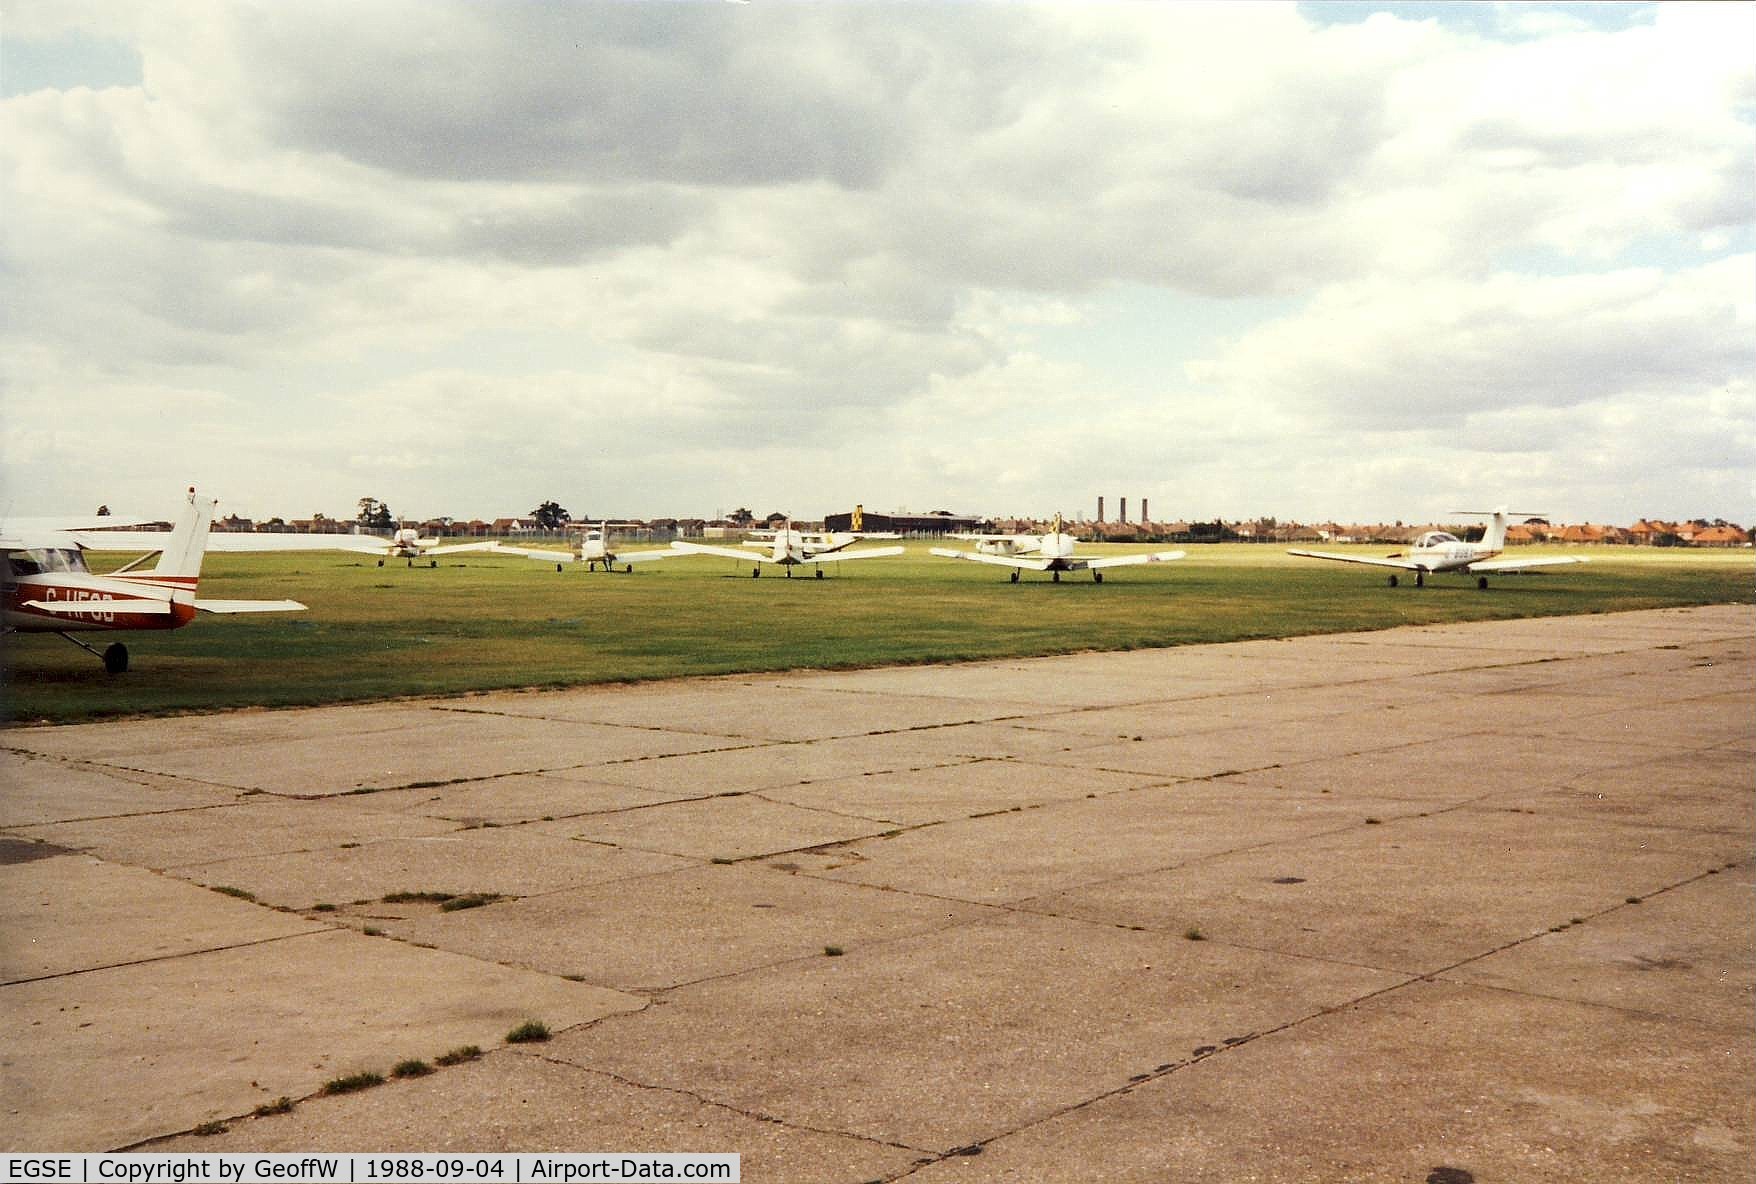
[
  {"left": 1419, "top": 532, "right": 1461, "bottom": 547},
  {"left": 5, "top": 548, "right": 90, "bottom": 576}
]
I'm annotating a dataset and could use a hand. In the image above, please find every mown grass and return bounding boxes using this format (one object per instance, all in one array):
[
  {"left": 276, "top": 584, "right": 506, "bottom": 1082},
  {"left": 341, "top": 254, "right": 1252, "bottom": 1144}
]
[{"left": 2, "top": 542, "right": 1748, "bottom": 724}]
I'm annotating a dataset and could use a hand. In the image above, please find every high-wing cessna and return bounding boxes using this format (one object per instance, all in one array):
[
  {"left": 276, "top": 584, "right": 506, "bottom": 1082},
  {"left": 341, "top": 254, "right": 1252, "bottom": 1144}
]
[
  {"left": 931, "top": 515, "right": 1185, "bottom": 582},
  {"left": 490, "top": 522, "right": 678, "bottom": 572},
  {"left": 2, "top": 488, "right": 382, "bottom": 672},
  {"left": 1288, "top": 508, "right": 1589, "bottom": 588},
  {"left": 671, "top": 522, "right": 903, "bottom": 577}
]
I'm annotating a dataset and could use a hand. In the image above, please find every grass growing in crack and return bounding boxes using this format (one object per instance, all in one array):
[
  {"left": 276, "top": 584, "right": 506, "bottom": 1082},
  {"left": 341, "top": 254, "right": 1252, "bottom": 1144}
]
[
  {"left": 211, "top": 885, "right": 256, "bottom": 901},
  {"left": 383, "top": 891, "right": 456, "bottom": 904},
  {"left": 505, "top": 1020, "right": 551, "bottom": 1044},
  {"left": 440, "top": 893, "right": 503, "bottom": 912},
  {"left": 252, "top": 1097, "right": 293, "bottom": 1117},
  {"left": 435, "top": 1045, "right": 482, "bottom": 1066},
  {"left": 392, "top": 1059, "right": 435, "bottom": 1078},
  {"left": 312, "top": 903, "right": 337, "bottom": 912},
  {"left": 823, "top": 945, "right": 845, "bottom": 957},
  {"left": 1184, "top": 927, "right": 1206, "bottom": 941},
  {"left": 192, "top": 1120, "right": 227, "bottom": 1136},
  {"left": 322, "top": 1071, "right": 385, "bottom": 1095}
]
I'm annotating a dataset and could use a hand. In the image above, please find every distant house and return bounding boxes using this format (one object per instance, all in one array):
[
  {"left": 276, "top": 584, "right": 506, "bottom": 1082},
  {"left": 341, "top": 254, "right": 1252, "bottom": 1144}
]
[
  {"left": 491, "top": 517, "right": 537, "bottom": 535},
  {"left": 1692, "top": 525, "right": 1749, "bottom": 546},
  {"left": 215, "top": 514, "right": 255, "bottom": 532}
]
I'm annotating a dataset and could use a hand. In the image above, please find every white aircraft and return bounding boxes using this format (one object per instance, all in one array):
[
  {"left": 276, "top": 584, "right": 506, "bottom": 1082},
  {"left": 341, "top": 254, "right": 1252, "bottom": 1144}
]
[
  {"left": 671, "top": 522, "right": 903, "bottom": 577},
  {"left": 490, "top": 522, "right": 678, "bottom": 572},
  {"left": 2, "top": 488, "right": 385, "bottom": 672},
  {"left": 931, "top": 515, "right": 1185, "bottom": 583},
  {"left": 376, "top": 526, "right": 503, "bottom": 567},
  {"left": 1288, "top": 508, "right": 1589, "bottom": 588},
  {"left": 739, "top": 527, "right": 902, "bottom": 558}
]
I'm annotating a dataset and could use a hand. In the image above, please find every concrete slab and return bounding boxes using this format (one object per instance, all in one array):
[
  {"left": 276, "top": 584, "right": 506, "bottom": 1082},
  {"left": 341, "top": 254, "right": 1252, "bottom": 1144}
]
[
  {"left": 149, "top": 1052, "right": 923, "bottom": 1183},
  {"left": 761, "top": 758, "right": 1164, "bottom": 826},
  {"left": 1446, "top": 867, "right": 1755, "bottom": 1028},
  {"left": 458, "top": 680, "right": 1045, "bottom": 741},
  {"left": 13, "top": 798, "right": 458, "bottom": 868},
  {"left": 903, "top": 978, "right": 1753, "bottom": 1183},
  {"left": 544, "top": 911, "right": 1404, "bottom": 1152},
  {"left": 583, "top": 732, "right": 969, "bottom": 794},
  {"left": 800, "top": 780, "right": 1410, "bottom": 905},
  {"left": 1025, "top": 806, "right": 1740, "bottom": 974},
  {"left": 0, "top": 929, "right": 643, "bottom": 1151},
  {"left": 342, "top": 771, "right": 686, "bottom": 825},
  {"left": 0, "top": 751, "right": 237, "bottom": 826},
  {"left": 1, "top": 853, "right": 323, "bottom": 982},
  {"left": 168, "top": 827, "right": 692, "bottom": 910},
  {"left": 555, "top": 794, "right": 896, "bottom": 862},
  {"left": 79, "top": 715, "right": 747, "bottom": 796},
  {"left": 379, "top": 862, "right": 997, "bottom": 991}
]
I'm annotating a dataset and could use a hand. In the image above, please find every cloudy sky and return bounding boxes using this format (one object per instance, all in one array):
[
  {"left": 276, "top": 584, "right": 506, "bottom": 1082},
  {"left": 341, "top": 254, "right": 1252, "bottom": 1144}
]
[{"left": 2, "top": 1, "right": 1751, "bottom": 526}]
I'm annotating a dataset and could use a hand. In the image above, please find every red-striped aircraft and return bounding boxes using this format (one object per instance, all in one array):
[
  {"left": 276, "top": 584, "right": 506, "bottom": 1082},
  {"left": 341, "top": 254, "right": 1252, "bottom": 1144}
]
[{"left": 2, "top": 488, "right": 382, "bottom": 672}]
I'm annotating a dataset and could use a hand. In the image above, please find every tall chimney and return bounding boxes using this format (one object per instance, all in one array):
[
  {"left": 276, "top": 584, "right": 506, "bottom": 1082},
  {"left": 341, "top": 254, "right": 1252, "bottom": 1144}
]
[
  {"left": 1097, "top": 496, "right": 1104, "bottom": 524},
  {"left": 1120, "top": 497, "right": 1128, "bottom": 524},
  {"left": 1141, "top": 498, "right": 1149, "bottom": 525}
]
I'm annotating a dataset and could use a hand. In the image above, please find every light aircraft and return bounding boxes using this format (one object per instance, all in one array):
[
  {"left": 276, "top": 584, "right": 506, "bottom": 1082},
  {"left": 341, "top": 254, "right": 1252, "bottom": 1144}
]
[
  {"left": 930, "top": 515, "right": 1185, "bottom": 582},
  {"left": 670, "top": 522, "right": 903, "bottom": 577},
  {"left": 1288, "top": 508, "right": 1589, "bottom": 588},
  {"left": 490, "top": 522, "right": 679, "bottom": 572},
  {"left": 739, "top": 527, "right": 902, "bottom": 559},
  {"left": 377, "top": 526, "right": 502, "bottom": 567},
  {"left": 2, "top": 489, "right": 383, "bottom": 672}
]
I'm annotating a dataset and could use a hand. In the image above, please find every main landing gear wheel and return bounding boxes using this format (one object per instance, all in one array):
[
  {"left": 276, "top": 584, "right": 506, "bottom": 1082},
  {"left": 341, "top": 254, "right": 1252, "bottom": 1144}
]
[
  {"left": 1052, "top": 571, "right": 1061, "bottom": 583},
  {"left": 103, "top": 643, "right": 129, "bottom": 675},
  {"left": 377, "top": 558, "right": 385, "bottom": 567},
  {"left": 556, "top": 563, "right": 565, "bottom": 573},
  {"left": 1388, "top": 574, "right": 1398, "bottom": 587},
  {"left": 815, "top": 568, "right": 824, "bottom": 579},
  {"left": 1093, "top": 571, "right": 1103, "bottom": 584},
  {"left": 430, "top": 560, "right": 437, "bottom": 568},
  {"left": 1477, "top": 575, "right": 1489, "bottom": 590},
  {"left": 751, "top": 567, "right": 761, "bottom": 577},
  {"left": 1415, "top": 572, "right": 1425, "bottom": 587},
  {"left": 1009, "top": 570, "right": 1020, "bottom": 583}
]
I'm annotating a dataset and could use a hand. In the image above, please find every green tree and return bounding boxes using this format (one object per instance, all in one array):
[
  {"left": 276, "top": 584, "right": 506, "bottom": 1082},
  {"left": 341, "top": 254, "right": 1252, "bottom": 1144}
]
[
  {"left": 531, "top": 500, "right": 571, "bottom": 530},
  {"left": 356, "top": 497, "right": 395, "bottom": 529}
]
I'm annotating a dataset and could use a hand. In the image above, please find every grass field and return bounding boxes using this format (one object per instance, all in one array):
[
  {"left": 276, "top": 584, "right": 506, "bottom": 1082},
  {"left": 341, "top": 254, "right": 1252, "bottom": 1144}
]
[{"left": 3, "top": 541, "right": 1750, "bottom": 724}]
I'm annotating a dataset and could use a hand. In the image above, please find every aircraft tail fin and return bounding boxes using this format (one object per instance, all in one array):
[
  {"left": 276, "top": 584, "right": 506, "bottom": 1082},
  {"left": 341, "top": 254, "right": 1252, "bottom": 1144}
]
[
  {"left": 151, "top": 488, "right": 214, "bottom": 591},
  {"left": 1454, "top": 507, "right": 1544, "bottom": 552}
]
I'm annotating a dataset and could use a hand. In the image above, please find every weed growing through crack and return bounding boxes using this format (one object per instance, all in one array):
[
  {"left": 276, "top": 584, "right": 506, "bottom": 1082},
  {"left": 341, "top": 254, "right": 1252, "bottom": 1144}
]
[
  {"left": 505, "top": 1020, "right": 551, "bottom": 1044},
  {"left": 322, "top": 1071, "right": 385, "bottom": 1095},
  {"left": 435, "top": 1045, "right": 482, "bottom": 1066},
  {"left": 824, "top": 946, "right": 845, "bottom": 957},
  {"left": 440, "top": 893, "right": 502, "bottom": 912},
  {"left": 384, "top": 891, "right": 455, "bottom": 904},
  {"left": 393, "top": 1059, "right": 435, "bottom": 1078},
  {"left": 211, "top": 886, "right": 255, "bottom": 901},
  {"left": 1184, "top": 927, "right": 1206, "bottom": 941},
  {"left": 252, "top": 1097, "right": 293, "bottom": 1117}
]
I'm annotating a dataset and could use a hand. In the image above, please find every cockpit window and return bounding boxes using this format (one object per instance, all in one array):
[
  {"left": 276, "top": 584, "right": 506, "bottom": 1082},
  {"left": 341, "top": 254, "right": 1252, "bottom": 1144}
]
[
  {"left": 5, "top": 548, "right": 89, "bottom": 576},
  {"left": 1419, "top": 532, "right": 1460, "bottom": 547}
]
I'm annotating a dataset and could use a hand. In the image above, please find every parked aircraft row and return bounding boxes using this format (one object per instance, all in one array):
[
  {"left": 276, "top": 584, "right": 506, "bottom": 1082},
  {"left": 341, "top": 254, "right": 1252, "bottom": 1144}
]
[{"left": 2, "top": 490, "right": 1587, "bottom": 671}]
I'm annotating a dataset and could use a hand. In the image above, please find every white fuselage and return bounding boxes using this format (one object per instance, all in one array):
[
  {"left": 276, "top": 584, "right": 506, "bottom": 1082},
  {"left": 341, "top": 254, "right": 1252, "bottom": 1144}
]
[
  {"left": 3, "top": 541, "right": 196, "bottom": 632},
  {"left": 1403, "top": 531, "right": 1498, "bottom": 572}
]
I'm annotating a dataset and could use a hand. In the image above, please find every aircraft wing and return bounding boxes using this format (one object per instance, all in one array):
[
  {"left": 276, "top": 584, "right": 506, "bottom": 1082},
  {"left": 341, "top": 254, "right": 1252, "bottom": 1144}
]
[
  {"left": 65, "top": 530, "right": 390, "bottom": 555},
  {"left": 21, "top": 598, "right": 174, "bottom": 615},
  {"left": 421, "top": 541, "right": 504, "bottom": 557},
  {"left": 1287, "top": 549, "right": 1423, "bottom": 571},
  {"left": 1467, "top": 556, "right": 1590, "bottom": 573},
  {"left": 1082, "top": 550, "right": 1187, "bottom": 570},
  {"left": 929, "top": 547, "right": 1054, "bottom": 572},
  {"left": 488, "top": 544, "right": 578, "bottom": 563},
  {"left": 616, "top": 548, "right": 677, "bottom": 564},
  {"left": 671, "top": 541, "right": 774, "bottom": 563},
  {"left": 193, "top": 599, "right": 308, "bottom": 613},
  {"left": 798, "top": 546, "right": 904, "bottom": 564}
]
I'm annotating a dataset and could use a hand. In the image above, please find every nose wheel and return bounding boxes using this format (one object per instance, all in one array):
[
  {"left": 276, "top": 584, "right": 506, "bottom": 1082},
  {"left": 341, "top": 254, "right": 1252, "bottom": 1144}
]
[{"left": 103, "top": 643, "right": 129, "bottom": 674}]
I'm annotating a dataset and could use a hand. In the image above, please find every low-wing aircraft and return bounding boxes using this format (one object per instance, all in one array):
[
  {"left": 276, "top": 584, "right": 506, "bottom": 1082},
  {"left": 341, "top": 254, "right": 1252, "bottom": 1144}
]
[
  {"left": 2, "top": 489, "right": 383, "bottom": 672},
  {"left": 376, "top": 526, "right": 502, "bottom": 567},
  {"left": 931, "top": 515, "right": 1185, "bottom": 583},
  {"left": 1288, "top": 507, "right": 1589, "bottom": 588},
  {"left": 490, "top": 522, "right": 678, "bottom": 572},
  {"left": 671, "top": 522, "right": 903, "bottom": 577}
]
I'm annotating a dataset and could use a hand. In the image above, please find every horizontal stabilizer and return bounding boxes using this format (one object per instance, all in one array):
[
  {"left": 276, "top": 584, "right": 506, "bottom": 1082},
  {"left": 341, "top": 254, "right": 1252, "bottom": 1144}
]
[
  {"left": 21, "top": 598, "right": 173, "bottom": 615},
  {"left": 193, "top": 599, "right": 308, "bottom": 614}
]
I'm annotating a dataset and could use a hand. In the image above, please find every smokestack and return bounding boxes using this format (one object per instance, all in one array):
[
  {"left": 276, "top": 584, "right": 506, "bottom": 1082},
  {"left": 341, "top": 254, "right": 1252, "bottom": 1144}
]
[
  {"left": 1141, "top": 498, "right": 1149, "bottom": 525},
  {"left": 1120, "top": 497, "right": 1128, "bottom": 524},
  {"left": 1097, "top": 496, "right": 1104, "bottom": 524}
]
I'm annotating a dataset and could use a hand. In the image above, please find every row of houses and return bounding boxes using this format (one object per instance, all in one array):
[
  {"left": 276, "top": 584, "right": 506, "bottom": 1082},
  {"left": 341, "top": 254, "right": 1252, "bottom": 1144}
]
[{"left": 211, "top": 511, "right": 1751, "bottom": 547}]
